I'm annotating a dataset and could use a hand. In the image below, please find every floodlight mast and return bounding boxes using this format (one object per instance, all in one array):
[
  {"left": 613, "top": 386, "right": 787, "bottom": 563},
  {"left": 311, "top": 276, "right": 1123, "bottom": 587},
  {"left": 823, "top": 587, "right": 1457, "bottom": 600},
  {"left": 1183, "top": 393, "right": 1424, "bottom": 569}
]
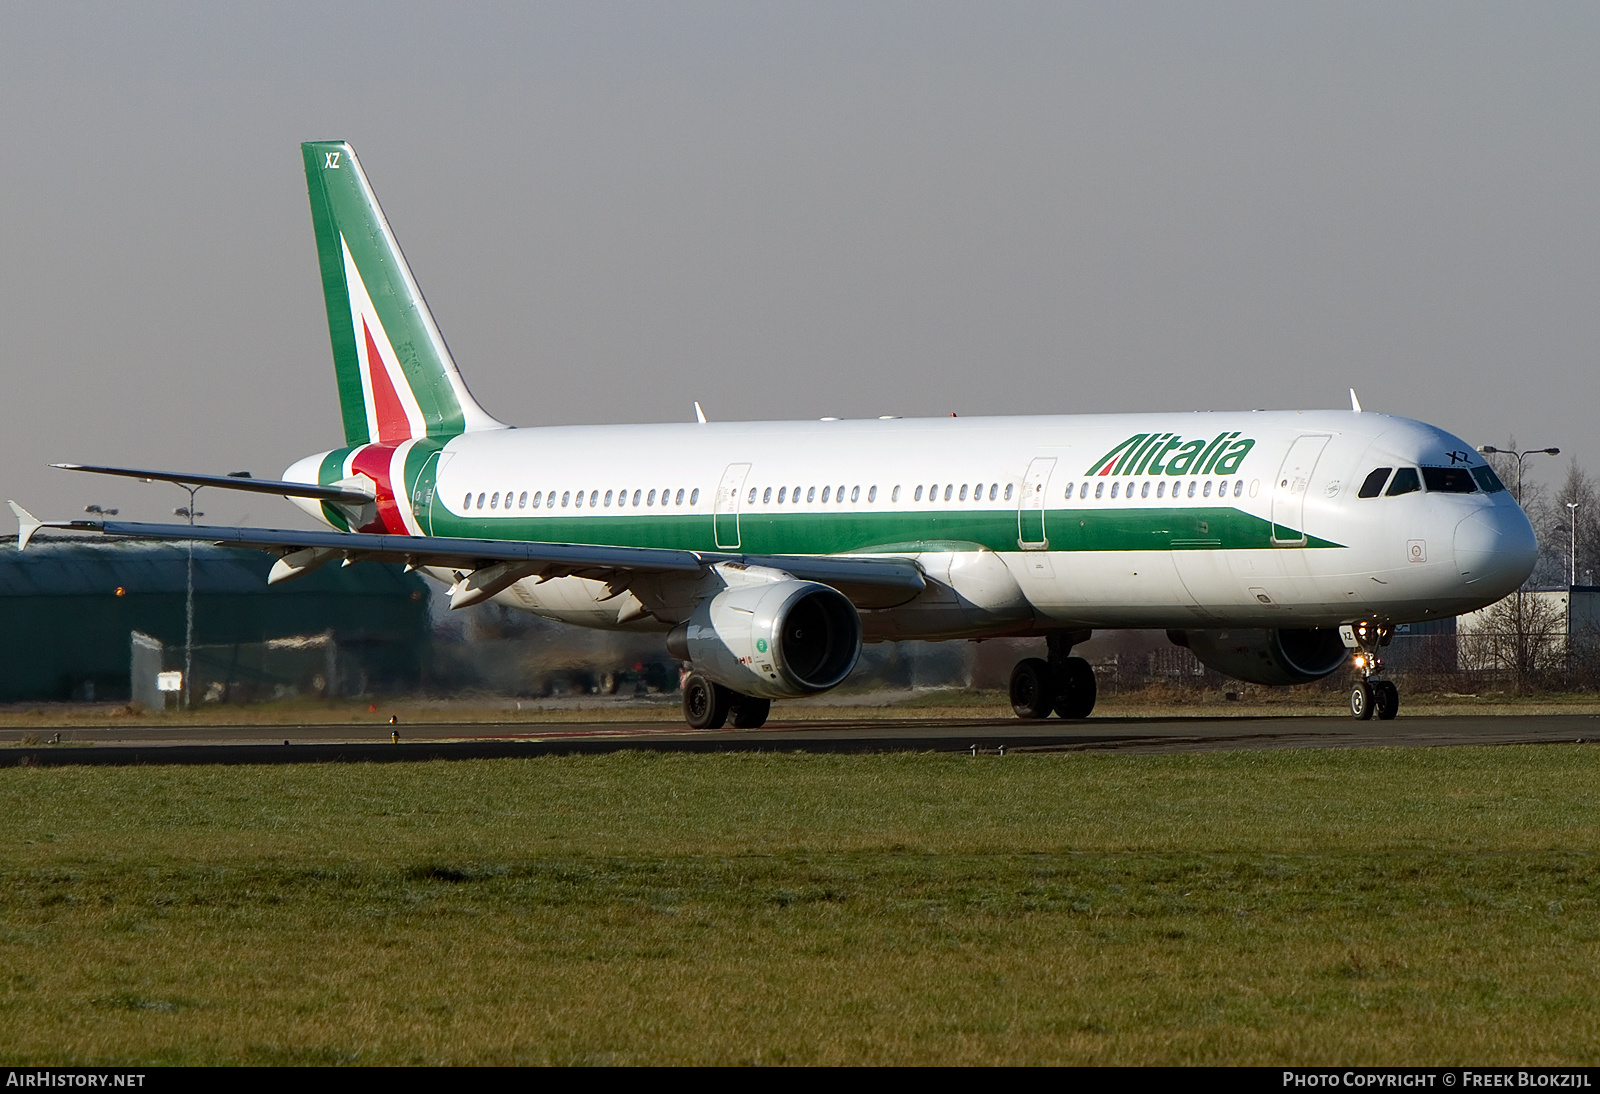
[{"left": 1476, "top": 445, "right": 1560, "bottom": 507}]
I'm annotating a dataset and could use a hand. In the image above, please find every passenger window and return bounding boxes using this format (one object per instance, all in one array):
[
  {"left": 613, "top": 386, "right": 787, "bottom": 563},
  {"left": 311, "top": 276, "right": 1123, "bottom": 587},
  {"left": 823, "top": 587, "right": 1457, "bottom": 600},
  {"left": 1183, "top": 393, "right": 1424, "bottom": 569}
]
[
  {"left": 463, "top": 492, "right": 472, "bottom": 510},
  {"left": 806, "top": 487, "right": 815, "bottom": 503},
  {"left": 632, "top": 489, "right": 642, "bottom": 506},
  {"left": 762, "top": 487, "right": 772, "bottom": 504},
  {"left": 1094, "top": 482, "right": 1104, "bottom": 499},
  {"left": 1125, "top": 480, "right": 1135, "bottom": 499},
  {"left": 891, "top": 485, "right": 899, "bottom": 502},
  {"left": 575, "top": 491, "right": 585, "bottom": 509},
  {"left": 1422, "top": 467, "right": 1478, "bottom": 494},
  {"left": 914, "top": 485, "right": 923, "bottom": 501},
  {"left": 868, "top": 485, "right": 877, "bottom": 502},
  {"left": 562, "top": 491, "right": 571, "bottom": 508},
  {"left": 851, "top": 486, "right": 860, "bottom": 502},
  {"left": 822, "top": 486, "right": 831, "bottom": 503},
  {"left": 943, "top": 485, "right": 953, "bottom": 502},
  {"left": 490, "top": 492, "right": 500, "bottom": 509},
  {"left": 959, "top": 484, "right": 969, "bottom": 501},
  {"left": 1065, "top": 483, "right": 1074, "bottom": 500},
  {"left": 587, "top": 490, "right": 597, "bottom": 507},
  {"left": 1386, "top": 468, "right": 1421, "bottom": 496},
  {"left": 531, "top": 491, "right": 541, "bottom": 509},
  {"left": 690, "top": 488, "right": 699, "bottom": 505},
  {"left": 1141, "top": 481, "right": 1150, "bottom": 499},
  {"left": 604, "top": 490, "right": 613, "bottom": 507},
  {"left": 1005, "top": 483, "right": 1014, "bottom": 501},
  {"left": 1157, "top": 481, "right": 1166, "bottom": 498},
  {"left": 519, "top": 491, "right": 528, "bottom": 508},
  {"left": 475, "top": 492, "right": 486, "bottom": 509},
  {"left": 1111, "top": 482, "right": 1120, "bottom": 499},
  {"left": 777, "top": 487, "right": 787, "bottom": 503},
  {"left": 837, "top": 485, "right": 846, "bottom": 503},
  {"left": 989, "top": 484, "right": 997, "bottom": 501},
  {"left": 646, "top": 489, "right": 656, "bottom": 506},
  {"left": 1471, "top": 466, "right": 1506, "bottom": 493},
  {"left": 1234, "top": 480, "right": 1243, "bottom": 497},
  {"left": 1358, "top": 468, "right": 1393, "bottom": 498},
  {"left": 1203, "top": 481, "right": 1212, "bottom": 498},
  {"left": 748, "top": 487, "right": 757, "bottom": 505},
  {"left": 1187, "top": 481, "right": 1197, "bottom": 498}
]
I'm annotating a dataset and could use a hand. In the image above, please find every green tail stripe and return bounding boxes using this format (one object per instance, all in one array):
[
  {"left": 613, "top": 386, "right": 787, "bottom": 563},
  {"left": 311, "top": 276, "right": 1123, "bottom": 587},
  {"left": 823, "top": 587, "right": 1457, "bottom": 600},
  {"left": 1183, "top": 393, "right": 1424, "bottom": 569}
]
[{"left": 302, "top": 141, "right": 469, "bottom": 444}]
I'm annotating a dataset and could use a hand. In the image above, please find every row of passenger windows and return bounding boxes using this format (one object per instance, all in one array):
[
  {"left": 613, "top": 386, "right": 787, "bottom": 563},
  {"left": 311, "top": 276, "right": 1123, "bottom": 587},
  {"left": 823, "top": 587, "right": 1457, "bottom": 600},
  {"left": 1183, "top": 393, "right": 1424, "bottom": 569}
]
[
  {"left": 1072, "top": 478, "right": 1247, "bottom": 501},
  {"left": 745, "top": 483, "right": 1016, "bottom": 505},
  {"left": 1356, "top": 465, "right": 1504, "bottom": 498},
  {"left": 467, "top": 487, "right": 701, "bottom": 511},
  {"left": 461, "top": 475, "right": 1269, "bottom": 513}
]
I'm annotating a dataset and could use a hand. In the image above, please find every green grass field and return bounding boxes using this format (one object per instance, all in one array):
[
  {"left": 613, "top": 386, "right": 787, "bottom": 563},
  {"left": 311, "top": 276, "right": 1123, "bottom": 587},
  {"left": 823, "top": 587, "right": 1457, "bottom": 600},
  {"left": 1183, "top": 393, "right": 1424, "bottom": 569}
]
[{"left": 3, "top": 747, "right": 1599, "bottom": 1064}]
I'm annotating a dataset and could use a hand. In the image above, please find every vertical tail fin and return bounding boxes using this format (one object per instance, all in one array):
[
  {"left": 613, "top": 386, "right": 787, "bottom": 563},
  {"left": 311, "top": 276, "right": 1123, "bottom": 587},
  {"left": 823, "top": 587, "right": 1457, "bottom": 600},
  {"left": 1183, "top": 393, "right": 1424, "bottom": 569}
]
[{"left": 302, "top": 141, "right": 503, "bottom": 446}]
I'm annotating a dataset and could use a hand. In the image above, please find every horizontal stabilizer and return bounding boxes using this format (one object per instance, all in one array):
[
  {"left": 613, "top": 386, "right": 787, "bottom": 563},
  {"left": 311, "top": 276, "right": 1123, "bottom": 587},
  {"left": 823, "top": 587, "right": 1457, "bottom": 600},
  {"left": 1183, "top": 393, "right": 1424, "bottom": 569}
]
[{"left": 52, "top": 463, "right": 376, "bottom": 505}]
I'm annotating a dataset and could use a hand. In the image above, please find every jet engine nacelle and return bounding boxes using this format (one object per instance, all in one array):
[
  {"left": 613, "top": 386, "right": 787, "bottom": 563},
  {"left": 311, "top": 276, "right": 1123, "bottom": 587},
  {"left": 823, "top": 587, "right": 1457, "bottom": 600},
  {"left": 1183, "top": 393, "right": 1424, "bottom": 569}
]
[
  {"left": 1171, "top": 627, "right": 1349, "bottom": 686},
  {"left": 667, "top": 578, "right": 862, "bottom": 699}
]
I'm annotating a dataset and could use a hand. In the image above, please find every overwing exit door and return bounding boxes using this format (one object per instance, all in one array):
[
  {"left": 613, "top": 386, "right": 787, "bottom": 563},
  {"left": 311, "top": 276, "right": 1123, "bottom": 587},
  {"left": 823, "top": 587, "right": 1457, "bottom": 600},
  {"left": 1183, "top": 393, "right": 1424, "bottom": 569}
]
[
  {"left": 714, "top": 463, "right": 751, "bottom": 549},
  {"left": 1017, "top": 457, "right": 1055, "bottom": 549}
]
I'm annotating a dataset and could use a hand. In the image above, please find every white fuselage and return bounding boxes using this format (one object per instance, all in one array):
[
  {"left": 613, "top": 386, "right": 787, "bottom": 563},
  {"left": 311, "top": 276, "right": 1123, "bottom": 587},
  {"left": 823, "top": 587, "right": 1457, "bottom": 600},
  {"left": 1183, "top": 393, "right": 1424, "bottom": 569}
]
[{"left": 285, "top": 409, "right": 1538, "bottom": 640}]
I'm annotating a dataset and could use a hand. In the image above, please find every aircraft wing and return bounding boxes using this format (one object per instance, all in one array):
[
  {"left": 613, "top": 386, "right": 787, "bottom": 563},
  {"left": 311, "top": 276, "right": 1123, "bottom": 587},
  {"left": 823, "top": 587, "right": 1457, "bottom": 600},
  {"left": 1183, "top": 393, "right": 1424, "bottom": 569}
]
[{"left": 9, "top": 507, "right": 925, "bottom": 610}]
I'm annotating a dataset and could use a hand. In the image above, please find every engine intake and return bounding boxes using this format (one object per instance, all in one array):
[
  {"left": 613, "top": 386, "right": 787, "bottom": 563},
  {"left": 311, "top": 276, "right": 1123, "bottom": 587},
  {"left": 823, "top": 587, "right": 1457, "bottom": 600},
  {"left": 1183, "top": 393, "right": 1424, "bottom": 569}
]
[
  {"left": 1171, "top": 627, "right": 1348, "bottom": 686},
  {"left": 668, "top": 579, "right": 862, "bottom": 699}
]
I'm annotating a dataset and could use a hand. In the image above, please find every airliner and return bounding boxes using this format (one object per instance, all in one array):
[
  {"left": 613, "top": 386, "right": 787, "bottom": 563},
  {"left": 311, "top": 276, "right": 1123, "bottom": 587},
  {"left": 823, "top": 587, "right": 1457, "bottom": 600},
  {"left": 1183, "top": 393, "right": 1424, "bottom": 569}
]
[{"left": 13, "top": 141, "right": 1539, "bottom": 727}]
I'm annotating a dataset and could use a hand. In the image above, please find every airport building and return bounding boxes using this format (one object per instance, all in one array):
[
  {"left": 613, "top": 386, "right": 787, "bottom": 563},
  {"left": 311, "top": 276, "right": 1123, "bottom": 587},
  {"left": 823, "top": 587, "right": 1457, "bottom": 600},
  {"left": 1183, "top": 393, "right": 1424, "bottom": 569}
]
[{"left": 0, "top": 536, "right": 430, "bottom": 703}]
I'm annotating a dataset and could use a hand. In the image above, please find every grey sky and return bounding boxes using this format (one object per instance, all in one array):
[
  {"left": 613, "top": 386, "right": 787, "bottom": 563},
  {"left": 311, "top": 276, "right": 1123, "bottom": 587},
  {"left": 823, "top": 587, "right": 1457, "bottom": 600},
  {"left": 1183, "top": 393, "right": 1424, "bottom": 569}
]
[{"left": 2, "top": 2, "right": 1596, "bottom": 527}]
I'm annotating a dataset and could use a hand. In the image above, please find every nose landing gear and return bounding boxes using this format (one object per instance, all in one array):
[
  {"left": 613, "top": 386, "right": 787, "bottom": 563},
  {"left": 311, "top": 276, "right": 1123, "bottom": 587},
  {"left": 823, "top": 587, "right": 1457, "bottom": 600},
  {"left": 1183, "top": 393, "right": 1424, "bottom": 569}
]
[
  {"left": 1010, "top": 630, "right": 1097, "bottom": 720},
  {"left": 1346, "top": 621, "right": 1399, "bottom": 721}
]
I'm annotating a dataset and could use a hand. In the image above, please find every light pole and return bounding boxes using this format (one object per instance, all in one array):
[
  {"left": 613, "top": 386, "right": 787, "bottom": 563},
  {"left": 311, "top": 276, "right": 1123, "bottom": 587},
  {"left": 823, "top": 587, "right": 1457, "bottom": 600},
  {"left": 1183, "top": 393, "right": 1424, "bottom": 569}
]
[
  {"left": 1476, "top": 445, "right": 1560, "bottom": 506},
  {"left": 173, "top": 488, "right": 203, "bottom": 711},
  {"left": 1568, "top": 501, "right": 1580, "bottom": 588}
]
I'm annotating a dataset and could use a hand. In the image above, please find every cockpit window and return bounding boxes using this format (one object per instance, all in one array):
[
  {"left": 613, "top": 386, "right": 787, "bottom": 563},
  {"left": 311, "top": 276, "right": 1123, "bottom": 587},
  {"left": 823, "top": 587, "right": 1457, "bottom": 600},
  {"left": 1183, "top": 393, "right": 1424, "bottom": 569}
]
[
  {"left": 1470, "top": 465, "right": 1507, "bottom": 494},
  {"left": 1386, "top": 467, "right": 1421, "bottom": 496},
  {"left": 1358, "top": 468, "right": 1393, "bottom": 498},
  {"left": 1421, "top": 467, "right": 1478, "bottom": 494}
]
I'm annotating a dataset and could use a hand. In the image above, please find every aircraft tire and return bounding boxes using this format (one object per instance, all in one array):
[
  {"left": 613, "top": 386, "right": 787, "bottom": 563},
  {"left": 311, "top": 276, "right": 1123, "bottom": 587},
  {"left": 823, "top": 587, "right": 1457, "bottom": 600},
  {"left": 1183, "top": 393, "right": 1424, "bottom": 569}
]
[
  {"left": 1350, "top": 681, "right": 1375, "bottom": 720},
  {"left": 683, "top": 673, "right": 731, "bottom": 729},
  {"left": 1052, "top": 656, "right": 1097, "bottom": 719},
  {"left": 731, "top": 695, "right": 772, "bottom": 729},
  {"left": 1375, "top": 680, "right": 1400, "bottom": 721},
  {"left": 1010, "top": 658, "right": 1055, "bottom": 719}
]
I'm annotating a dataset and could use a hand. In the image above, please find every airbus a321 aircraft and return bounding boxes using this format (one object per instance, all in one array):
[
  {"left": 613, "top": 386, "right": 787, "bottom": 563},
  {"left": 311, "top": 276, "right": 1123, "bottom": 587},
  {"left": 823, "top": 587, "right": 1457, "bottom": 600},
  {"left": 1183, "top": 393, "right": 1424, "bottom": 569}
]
[{"left": 15, "top": 141, "right": 1539, "bottom": 727}]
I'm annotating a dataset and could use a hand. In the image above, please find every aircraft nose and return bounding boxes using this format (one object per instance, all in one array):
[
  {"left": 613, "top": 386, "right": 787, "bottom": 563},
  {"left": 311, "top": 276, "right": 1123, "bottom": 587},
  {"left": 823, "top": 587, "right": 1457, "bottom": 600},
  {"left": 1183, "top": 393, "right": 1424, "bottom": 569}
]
[{"left": 1454, "top": 506, "right": 1538, "bottom": 596}]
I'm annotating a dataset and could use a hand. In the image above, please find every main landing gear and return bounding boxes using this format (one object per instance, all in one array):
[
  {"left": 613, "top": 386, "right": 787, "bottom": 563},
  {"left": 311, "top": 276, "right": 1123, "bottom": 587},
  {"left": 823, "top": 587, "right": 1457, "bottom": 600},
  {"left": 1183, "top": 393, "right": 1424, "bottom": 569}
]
[
  {"left": 1347, "top": 621, "right": 1399, "bottom": 721},
  {"left": 682, "top": 672, "right": 771, "bottom": 730},
  {"left": 1010, "top": 631, "right": 1097, "bottom": 720}
]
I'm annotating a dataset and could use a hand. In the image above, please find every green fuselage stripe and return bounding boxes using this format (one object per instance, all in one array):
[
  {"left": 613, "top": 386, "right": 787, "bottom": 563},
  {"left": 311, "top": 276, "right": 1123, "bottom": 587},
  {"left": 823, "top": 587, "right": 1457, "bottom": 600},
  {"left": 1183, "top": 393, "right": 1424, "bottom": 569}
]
[{"left": 425, "top": 504, "right": 1344, "bottom": 555}]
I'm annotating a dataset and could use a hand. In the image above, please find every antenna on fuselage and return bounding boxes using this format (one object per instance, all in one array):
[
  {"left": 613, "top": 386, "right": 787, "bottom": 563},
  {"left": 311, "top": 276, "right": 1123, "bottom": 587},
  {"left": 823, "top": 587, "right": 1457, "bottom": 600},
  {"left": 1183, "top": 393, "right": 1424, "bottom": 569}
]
[
  {"left": 1349, "top": 388, "right": 1363, "bottom": 413},
  {"left": 694, "top": 401, "right": 707, "bottom": 424}
]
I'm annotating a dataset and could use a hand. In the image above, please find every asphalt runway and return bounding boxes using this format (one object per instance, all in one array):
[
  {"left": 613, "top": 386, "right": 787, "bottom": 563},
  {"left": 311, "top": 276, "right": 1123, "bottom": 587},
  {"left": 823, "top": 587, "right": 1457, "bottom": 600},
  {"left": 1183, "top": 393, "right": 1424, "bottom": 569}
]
[{"left": 1, "top": 713, "right": 1597, "bottom": 766}]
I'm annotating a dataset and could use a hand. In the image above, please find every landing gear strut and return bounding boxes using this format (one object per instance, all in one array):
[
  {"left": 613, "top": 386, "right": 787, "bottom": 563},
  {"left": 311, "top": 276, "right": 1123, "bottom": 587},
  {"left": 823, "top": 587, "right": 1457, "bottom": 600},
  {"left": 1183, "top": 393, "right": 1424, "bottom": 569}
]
[
  {"left": 682, "top": 673, "right": 771, "bottom": 730},
  {"left": 1010, "top": 631, "right": 1096, "bottom": 720},
  {"left": 1346, "top": 621, "right": 1399, "bottom": 721}
]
